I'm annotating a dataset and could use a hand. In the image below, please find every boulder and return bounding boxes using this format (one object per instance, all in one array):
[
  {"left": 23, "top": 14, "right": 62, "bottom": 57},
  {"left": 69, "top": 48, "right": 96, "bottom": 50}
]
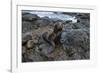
[
  {"left": 22, "top": 32, "right": 32, "bottom": 45},
  {"left": 22, "top": 13, "right": 39, "bottom": 21},
  {"left": 36, "top": 43, "right": 54, "bottom": 56},
  {"left": 22, "top": 21, "right": 34, "bottom": 33},
  {"left": 22, "top": 49, "right": 44, "bottom": 62},
  {"left": 34, "top": 18, "right": 52, "bottom": 27},
  {"left": 26, "top": 40, "right": 34, "bottom": 49},
  {"left": 76, "top": 13, "right": 90, "bottom": 20}
]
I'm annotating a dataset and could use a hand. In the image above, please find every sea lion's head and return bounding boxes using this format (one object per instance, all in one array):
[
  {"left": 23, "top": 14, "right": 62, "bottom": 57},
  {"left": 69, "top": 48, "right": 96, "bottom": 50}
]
[{"left": 54, "top": 22, "right": 63, "bottom": 33}]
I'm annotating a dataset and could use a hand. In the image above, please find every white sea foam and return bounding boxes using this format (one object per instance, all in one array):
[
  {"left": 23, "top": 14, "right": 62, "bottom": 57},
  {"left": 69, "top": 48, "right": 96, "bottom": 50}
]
[{"left": 29, "top": 11, "right": 77, "bottom": 23}]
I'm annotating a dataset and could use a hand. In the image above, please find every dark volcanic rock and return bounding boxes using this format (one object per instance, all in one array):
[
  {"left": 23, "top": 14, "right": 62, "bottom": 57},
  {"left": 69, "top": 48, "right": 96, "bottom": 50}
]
[
  {"left": 61, "top": 29, "right": 89, "bottom": 49},
  {"left": 76, "top": 13, "right": 90, "bottom": 20},
  {"left": 22, "top": 31, "right": 33, "bottom": 45},
  {"left": 60, "top": 29, "right": 90, "bottom": 59},
  {"left": 62, "top": 12, "right": 78, "bottom": 16},
  {"left": 22, "top": 49, "right": 44, "bottom": 62},
  {"left": 63, "top": 16, "right": 90, "bottom": 29},
  {"left": 22, "top": 21, "right": 34, "bottom": 33},
  {"left": 26, "top": 40, "right": 35, "bottom": 49},
  {"left": 22, "top": 13, "right": 40, "bottom": 21},
  {"left": 34, "top": 17, "right": 54, "bottom": 27},
  {"left": 22, "top": 12, "right": 30, "bottom": 16},
  {"left": 22, "top": 46, "right": 27, "bottom": 54},
  {"left": 36, "top": 42, "right": 54, "bottom": 56},
  {"left": 22, "top": 11, "right": 90, "bottom": 62}
]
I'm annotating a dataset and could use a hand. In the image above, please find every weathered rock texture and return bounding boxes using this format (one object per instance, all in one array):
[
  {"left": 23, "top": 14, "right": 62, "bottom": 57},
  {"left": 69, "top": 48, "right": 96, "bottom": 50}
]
[{"left": 22, "top": 11, "right": 90, "bottom": 62}]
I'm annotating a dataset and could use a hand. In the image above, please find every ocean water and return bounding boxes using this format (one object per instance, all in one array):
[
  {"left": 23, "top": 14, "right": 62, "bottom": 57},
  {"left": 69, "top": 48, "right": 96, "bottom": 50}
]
[{"left": 29, "top": 11, "right": 77, "bottom": 23}]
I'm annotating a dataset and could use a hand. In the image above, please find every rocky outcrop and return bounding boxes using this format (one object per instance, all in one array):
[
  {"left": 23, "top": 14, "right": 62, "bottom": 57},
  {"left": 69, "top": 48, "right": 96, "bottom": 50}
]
[
  {"left": 22, "top": 13, "right": 40, "bottom": 21},
  {"left": 22, "top": 11, "right": 90, "bottom": 62},
  {"left": 60, "top": 29, "right": 89, "bottom": 59}
]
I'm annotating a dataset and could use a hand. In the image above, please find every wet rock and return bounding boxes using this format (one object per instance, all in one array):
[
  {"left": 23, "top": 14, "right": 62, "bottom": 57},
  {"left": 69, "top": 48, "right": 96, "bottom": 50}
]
[
  {"left": 60, "top": 29, "right": 89, "bottom": 59},
  {"left": 73, "top": 20, "right": 89, "bottom": 29},
  {"left": 22, "top": 49, "right": 44, "bottom": 62},
  {"left": 63, "top": 23, "right": 74, "bottom": 29},
  {"left": 63, "top": 19, "right": 89, "bottom": 29},
  {"left": 26, "top": 40, "right": 34, "bottom": 49},
  {"left": 22, "top": 53, "right": 29, "bottom": 62},
  {"left": 22, "top": 13, "right": 39, "bottom": 21},
  {"left": 65, "top": 20, "right": 72, "bottom": 23},
  {"left": 54, "top": 49, "right": 68, "bottom": 60},
  {"left": 36, "top": 43, "right": 54, "bottom": 56},
  {"left": 61, "top": 29, "right": 89, "bottom": 48},
  {"left": 26, "top": 49, "right": 44, "bottom": 61},
  {"left": 46, "top": 45, "right": 68, "bottom": 61},
  {"left": 22, "top": 32, "right": 32, "bottom": 45},
  {"left": 22, "top": 21, "right": 35, "bottom": 33},
  {"left": 62, "top": 12, "right": 78, "bottom": 16},
  {"left": 76, "top": 13, "right": 90, "bottom": 20},
  {"left": 22, "top": 12, "right": 30, "bottom": 16},
  {"left": 68, "top": 53, "right": 82, "bottom": 60},
  {"left": 22, "top": 46, "right": 26, "bottom": 54},
  {"left": 74, "top": 13, "right": 90, "bottom": 29},
  {"left": 35, "top": 18, "right": 53, "bottom": 27},
  {"left": 85, "top": 51, "right": 90, "bottom": 59}
]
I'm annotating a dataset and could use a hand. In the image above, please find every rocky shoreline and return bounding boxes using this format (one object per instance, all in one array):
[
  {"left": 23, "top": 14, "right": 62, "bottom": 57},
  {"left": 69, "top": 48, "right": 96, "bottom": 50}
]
[{"left": 22, "top": 11, "right": 90, "bottom": 62}]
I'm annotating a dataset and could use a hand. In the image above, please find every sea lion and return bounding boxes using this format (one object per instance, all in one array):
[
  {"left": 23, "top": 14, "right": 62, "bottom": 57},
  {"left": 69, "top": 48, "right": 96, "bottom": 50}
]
[{"left": 42, "top": 22, "right": 63, "bottom": 47}]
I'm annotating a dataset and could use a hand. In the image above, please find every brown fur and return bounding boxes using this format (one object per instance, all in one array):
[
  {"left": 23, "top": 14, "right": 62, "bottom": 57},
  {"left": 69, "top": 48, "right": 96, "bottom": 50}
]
[{"left": 42, "top": 22, "right": 63, "bottom": 47}]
